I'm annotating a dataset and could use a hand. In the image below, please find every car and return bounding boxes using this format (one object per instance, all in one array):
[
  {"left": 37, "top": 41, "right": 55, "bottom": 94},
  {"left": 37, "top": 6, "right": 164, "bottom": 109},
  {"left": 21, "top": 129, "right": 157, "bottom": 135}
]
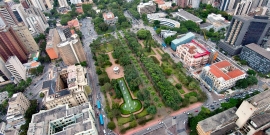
[
  {"left": 147, "top": 128, "right": 151, "bottom": 131},
  {"left": 187, "top": 113, "right": 190, "bottom": 115},
  {"left": 173, "top": 116, "right": 177, "bottom": 119},
  {"left": 159, "top": 121, "right": 164, "bottom": 124},
  {"left": 183, "top": 112, "right": 186, "bottom": 114},
  {"left": 213, "top": 101, "right": 216, "bottom": 103},
  {"left": 218, "top": 99, "right": 223, "bottom": 101},
  {"left": 195, "top": 110, "right": 198, "bottom": 112},
  {"left": 211, "top": 107, "right": 215, "bottom": 110},
  {"left": 34, "top": 83, "right": 37, "bottom": 86}
]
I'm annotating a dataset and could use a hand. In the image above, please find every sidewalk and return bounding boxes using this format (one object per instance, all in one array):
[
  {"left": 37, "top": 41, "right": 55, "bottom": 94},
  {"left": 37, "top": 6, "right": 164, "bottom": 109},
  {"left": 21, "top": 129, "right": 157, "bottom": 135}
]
[{"left": 124, "top": 102, "right": 203, "bottom": 135}]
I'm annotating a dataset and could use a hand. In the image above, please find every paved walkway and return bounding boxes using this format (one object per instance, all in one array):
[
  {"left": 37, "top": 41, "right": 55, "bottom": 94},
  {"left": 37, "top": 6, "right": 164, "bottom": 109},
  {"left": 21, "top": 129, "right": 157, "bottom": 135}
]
[
  {"left": 105, "top": 52, "right": 125, "bottom": 80},
  {"left": 123, "top": 102, "right": 203, "bottom": 135}
]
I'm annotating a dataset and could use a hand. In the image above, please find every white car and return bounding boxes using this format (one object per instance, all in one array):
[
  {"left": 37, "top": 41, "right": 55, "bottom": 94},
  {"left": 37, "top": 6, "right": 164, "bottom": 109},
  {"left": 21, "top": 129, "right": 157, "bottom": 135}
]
[{"left": 147, "top": 128, "right": 151, "bottom": 131}]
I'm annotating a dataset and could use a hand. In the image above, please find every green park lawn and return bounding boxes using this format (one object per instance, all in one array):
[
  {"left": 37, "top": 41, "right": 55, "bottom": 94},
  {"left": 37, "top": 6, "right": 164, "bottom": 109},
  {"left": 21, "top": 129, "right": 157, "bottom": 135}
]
[
  {"left": 100, "top": 43, "right": 113, "bottom": 52},
  {"left": 118, "top": 78, "right": 142, "bottom": 115}
]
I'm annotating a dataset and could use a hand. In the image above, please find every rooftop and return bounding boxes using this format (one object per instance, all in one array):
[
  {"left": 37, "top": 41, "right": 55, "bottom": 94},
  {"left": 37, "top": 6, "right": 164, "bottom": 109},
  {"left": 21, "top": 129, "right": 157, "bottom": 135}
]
[
  {"left": 171, "top": 32, "right": 195, "bottom": 45},
  {"left": 28, "top": 103, "right": 95, "bottom": 135},
  {"left": 250, "top": 111, "right": 270, "bottom": 129},
  {"left": 248, "top": 90, "right": 270, "bottom": 107},
  {"left": 103, "top": 12, "right": 115, "bottom": 20},
  {"left": 198, "top": 107, "right": 238, "bottom": 133},
  {"left": 42, "top": 80, "right": 56, "bottom": 95},
  {"left": 174, "top": 9, "right": 203, "bottom": 23},
  {"left": 209, "top": 60, "right": 245, "bottom": 81},
  {"left": 138, "top": 1, "right": 155, "bottom": 7},
  {"left": 200, "top": 22, "right": 213, "bottom": 28},
  {"left": 245, "top": 43, "right": 270, "bottom": 60},
  {"left": 178, "top": 39, "right": 210, "bottom": 58},
  {"left": 67, "top": 18, "right": 79, "bottom": 28}
]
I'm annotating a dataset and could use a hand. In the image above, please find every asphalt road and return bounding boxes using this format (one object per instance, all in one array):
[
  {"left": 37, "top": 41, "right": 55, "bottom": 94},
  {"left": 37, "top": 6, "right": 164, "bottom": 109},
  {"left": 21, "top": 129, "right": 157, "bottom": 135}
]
[{"left": 80, "top": 18, "right": 111, "bottom": 135}]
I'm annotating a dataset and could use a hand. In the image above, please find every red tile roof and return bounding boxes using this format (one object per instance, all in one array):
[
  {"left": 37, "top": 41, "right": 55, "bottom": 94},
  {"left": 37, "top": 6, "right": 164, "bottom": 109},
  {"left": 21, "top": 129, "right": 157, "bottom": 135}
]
[
  {"left": 67, "top": 19, "right": 80, "bottom": 28},
  {"left": 154, "top": 0, "right": 165, "bottom": 5},
  {"left": 209, "top": 60, "right": 245, "bottom": 81},
  {"left": 209, "top": 65, "right": 230, "bottom": 80},
  {"left": 214, "top": 60, "right": 231, "bottom": 68},
  {"left": 227, "top": 69, "right": 245, "bottom": 78}
]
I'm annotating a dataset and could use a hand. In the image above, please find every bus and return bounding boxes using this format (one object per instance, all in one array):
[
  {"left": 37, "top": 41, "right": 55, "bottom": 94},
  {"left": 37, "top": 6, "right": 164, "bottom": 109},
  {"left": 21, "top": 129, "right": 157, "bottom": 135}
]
[
  {"left": 97, "top": 100, "right": 101, "bottom": 109},
  {"left": 99, "top": 114, "right": 104, "bottom": 125}
]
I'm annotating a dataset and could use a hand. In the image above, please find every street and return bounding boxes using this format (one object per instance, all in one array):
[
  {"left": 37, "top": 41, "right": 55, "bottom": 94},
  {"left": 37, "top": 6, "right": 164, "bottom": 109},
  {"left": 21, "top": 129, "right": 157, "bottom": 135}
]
[{"left": 80, "top": 18, "right": 111, "bottom": 135}]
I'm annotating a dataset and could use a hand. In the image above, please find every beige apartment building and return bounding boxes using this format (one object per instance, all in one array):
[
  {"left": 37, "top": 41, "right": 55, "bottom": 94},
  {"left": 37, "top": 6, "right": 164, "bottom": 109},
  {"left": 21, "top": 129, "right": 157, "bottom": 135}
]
[
  {"left": 175, "top": 39, "right": 210, "bottom": 69},
  {"left": 12, "top": 23, "right": 39, "bottom": 53},
  {"left": 196, "top": 107, "right": 238, "bottom": 135},
  {"left": 197, "top": 90, "right": 270, "bottom": 135},
  {"left": 41, "top": 65, "right": 88, "bottom": 109},
  {"left": 57, "top": 34, "right": 86, "bottom": 65},
  {"left": 46, "top": 28, "right": 61, "bottom": 60},
  {"left": 6, "top": 92, "right": 30, "bottom": 129},
  {"left": 5, "top": 56, "right": 26, "bottom": 83},
  {"left": 27, "top": 102, "right": 98, "bottom": 135}
]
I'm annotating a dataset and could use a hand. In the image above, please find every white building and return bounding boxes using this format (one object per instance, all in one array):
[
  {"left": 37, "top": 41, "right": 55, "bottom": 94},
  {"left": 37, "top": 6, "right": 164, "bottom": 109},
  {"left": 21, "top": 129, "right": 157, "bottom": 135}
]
[
  {"left": 11, "top": 4, "right": 28, "bottom": 26},
  {"left": 70, "top": 0, "right": 82, "bottom": 4},
  {"left": 5, "top": 56, "right": 26, "bottom": 83},
  {"left": 26, "top": 14, "right": 49, "bottom": 35},
  {"left": 160, "top": 30, "right": 177, "bottom": 39},
  {"left": 171, "top": 9, "right": 203, "bottom": 24},
  {"left": 58, "top": 0, "right": 69, "bottom": 7},
  {"left": 44, "top": 0, "right": 53, "bottom": 10},
  {"left": 200, "top": 60, "right": 246, "bottom": 92},
  {"left": 30, "top": 0, "right": 47, "bottom": 11},
  {"left": 6, "top": 92, "right": 30, "bottom": 130},
  {"left": 0, "top": 57, "right": 11, "bottom": 83},
  {"left": 27, "top": 102, "right": 98, "bottom": 135},
  {"left": 234, "top": 0, "right": 253, "bottom": 15},
  {"left": 206, "top": 13, "right": 230, "bottom": 32},
  {"left": 137, "top": 1, "right": 156, "bottom": 14},
  {"left": 147, "top": 13, "right": 180, "bottom": 28}
]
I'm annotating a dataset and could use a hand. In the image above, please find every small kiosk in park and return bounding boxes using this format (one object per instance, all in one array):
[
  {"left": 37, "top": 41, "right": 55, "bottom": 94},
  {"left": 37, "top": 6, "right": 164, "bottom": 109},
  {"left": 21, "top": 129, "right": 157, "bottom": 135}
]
[{"left": 113, "top": 66, "right": 120, "bottom": 74}]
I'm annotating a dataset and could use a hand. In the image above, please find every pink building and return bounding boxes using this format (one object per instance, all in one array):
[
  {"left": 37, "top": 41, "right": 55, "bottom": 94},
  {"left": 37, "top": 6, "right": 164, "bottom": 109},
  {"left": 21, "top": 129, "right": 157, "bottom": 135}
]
[
  {"left": 176, "top": 39, "right": 210, "bottom": 69},
  {"left": 177, "top": 0, "right": 188, "bottom": 8}
]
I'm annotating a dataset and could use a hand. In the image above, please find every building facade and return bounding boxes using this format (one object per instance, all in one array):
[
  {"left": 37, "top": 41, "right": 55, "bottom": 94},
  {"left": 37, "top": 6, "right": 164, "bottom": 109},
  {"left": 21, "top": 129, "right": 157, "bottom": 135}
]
[
  {"left": 235, "top": 90, "right": 270, "bottom": 135},
  {"left": 11, "top": 23, "right": 39, "bottom": 53},
  {"left": 137, "top": 1, "right": 156, "bottom": 14},
  {"left": 0, "top": 2, "right": 18, "bottom": 26},
  {"left": 200, "top": 60, "right": 246, "bottom": 92},
  {"left": 176, "top": 0, "right": 188, "bottom": 8},
  {"left": 0, "top": 57, "right": 12, "bottom": 82},
  {"left": 57, "top": 34, "right": 86, "bottom": 65},
  {"left": 5, "top": 56, "right": 26, "bottom": 83},
  {"left": 176, "top": 40, "right": 210, "bottom": 69},
  {"left": 0, "top": 25, "right": 28, "bottom": 62},
  {"left": 26, "top": 14, "right": 48, "bottom": 35},
  {"left": 6, "top": 92, "right": 30, "bottom": 129},
  {"left": 27, "top": 102, "right": 98, "bottom": 135},
  {"left": 58, "top": 0, "right": 69, "bottom": 7},
  {"left": 11, "top": 4, "right": 28, "bottom": 26},
  {"left": 0, "top": 91, "right": 8, "bottom": 104},
  {"left": 218, "top": 15, "right": 270, "bottom": 55},
  {"left": 25, "top": 6, "right": 47, "bottom": 25},
  {"left": 234, "top": 0, "right": 253, "bottom": 15},
  {"left": 46, "top": 28, "right": 60, "bottom": 59},
  {"left": 29, "top": 0, "right": 47, "bottom": 11},
  {"left": 41, "top": 65, "right": 88, "bottom": 109},
  {"left": 239, "top": 43, "right": 270, "bottom": 74}
]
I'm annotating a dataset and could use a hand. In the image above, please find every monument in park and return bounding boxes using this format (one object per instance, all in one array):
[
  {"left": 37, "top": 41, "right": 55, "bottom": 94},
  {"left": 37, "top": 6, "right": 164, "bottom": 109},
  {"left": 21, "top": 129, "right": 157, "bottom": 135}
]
[{"left": 113, "top": 66, "right": 120, "bottom": 74}]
